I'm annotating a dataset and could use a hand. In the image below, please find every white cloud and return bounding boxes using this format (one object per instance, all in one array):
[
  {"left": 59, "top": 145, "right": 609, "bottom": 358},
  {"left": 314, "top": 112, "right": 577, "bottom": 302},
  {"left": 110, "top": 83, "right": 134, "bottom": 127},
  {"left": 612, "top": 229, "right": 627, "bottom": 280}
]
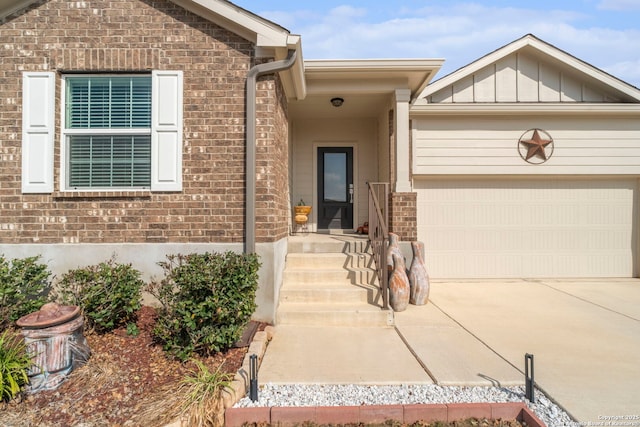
[
  {"left": 259, "top": 3, "right": 640, "bottom": 87},
  {"left": 598, "top": 0, "right": 640, "bottom": 11},
  {"left": 328, "top": 5, "right": 367, "bottom": 19}
]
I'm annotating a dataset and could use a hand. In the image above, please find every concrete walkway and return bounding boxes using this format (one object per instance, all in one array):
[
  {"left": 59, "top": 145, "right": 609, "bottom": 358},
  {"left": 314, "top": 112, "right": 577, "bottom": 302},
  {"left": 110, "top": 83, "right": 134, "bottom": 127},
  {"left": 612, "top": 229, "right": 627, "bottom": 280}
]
[{"left": 258, "top": 278, "right": 640, "bottom": 423}]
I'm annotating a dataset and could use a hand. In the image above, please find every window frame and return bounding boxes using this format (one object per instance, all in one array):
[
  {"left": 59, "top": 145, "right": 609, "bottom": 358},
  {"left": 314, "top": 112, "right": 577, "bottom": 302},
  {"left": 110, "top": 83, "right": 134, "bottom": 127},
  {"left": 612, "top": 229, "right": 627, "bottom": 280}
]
[
  {"left": 21, "top": 70, "right": 182, "bottom": 194},
  {"left": 60, "top": 74, "right": 153, "bottom": 192}
]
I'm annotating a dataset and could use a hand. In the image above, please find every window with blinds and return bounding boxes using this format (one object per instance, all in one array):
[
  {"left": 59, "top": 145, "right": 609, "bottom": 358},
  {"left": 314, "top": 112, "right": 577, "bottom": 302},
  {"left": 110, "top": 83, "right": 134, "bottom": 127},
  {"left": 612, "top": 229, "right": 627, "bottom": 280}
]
[{"left": 64, "top": 76, "right": 152, "bottom": 189}]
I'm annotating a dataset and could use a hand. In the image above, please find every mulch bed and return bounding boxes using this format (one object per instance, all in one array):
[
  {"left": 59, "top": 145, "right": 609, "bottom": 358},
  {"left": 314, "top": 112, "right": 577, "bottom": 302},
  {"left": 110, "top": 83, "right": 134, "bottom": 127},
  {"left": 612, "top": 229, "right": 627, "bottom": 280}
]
[{"left": 1, "top": 306, "right": 248, "bottom": 427}]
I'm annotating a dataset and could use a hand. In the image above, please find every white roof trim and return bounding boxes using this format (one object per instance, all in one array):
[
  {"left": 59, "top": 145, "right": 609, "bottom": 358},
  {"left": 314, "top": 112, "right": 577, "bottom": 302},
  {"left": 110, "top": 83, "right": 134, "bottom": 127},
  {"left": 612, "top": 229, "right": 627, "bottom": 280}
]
[
  {"left": 304, "top": 59, "right": 445, "bottom": 71},
  {"left": 419, "top": 34, "right": 640, "bottom": 103},
  {"left": 171, "top": 0, "right": 294, "bottom": 49},
  {"left": 411, "top": 103, "right": 640, "bottom": 116},
  {"left": 303, "top": 58, "right": 444, "bottom": 99},
  {"left": 278, "top": 36, "right": 307, "bottom": 100}
]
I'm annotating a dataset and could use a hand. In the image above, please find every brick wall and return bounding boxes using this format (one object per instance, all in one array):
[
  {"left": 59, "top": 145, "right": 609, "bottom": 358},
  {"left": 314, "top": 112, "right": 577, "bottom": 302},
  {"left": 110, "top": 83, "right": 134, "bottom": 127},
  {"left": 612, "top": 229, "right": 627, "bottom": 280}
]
[
  {"left": 255, "top": 74, "right": 290, "bottom": 242},
  {"left": 388, "top": 192, "right": 417, "bottom": 241},
  {"left": 0, "top": 0, "right": 288, "bottom": 245}
]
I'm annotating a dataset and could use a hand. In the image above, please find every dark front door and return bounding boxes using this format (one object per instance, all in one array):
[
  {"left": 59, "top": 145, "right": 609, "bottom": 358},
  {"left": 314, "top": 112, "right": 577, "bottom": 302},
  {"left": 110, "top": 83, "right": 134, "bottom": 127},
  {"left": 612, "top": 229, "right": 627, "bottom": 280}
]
[{"left": 317, "top": 147, "right": 353, "bottom": 230}]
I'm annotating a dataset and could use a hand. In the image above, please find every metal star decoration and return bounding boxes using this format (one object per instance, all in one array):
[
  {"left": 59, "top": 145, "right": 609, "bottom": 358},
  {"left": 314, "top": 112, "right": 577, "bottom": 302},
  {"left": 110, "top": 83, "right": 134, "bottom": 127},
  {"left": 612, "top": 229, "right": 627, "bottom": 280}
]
[{"left": 518, "top": 129, "right": 554, "bottom": 164}]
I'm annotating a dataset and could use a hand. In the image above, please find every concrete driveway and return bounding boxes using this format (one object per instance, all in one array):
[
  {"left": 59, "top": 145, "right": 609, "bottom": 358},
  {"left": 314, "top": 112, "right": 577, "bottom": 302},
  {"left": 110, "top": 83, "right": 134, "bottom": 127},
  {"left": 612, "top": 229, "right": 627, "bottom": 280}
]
[
  {"left": 395, "top": 278, "right": 640, "bottom": 423},
  {"left": 259, "top": 277, "right": 640, "bottom": 423}
]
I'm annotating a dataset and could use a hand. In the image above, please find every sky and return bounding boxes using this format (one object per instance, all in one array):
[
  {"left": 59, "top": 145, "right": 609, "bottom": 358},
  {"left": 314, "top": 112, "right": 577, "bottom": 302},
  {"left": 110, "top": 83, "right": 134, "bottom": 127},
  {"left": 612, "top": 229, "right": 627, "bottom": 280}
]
[{"left": 232, "top": 0, "right": 640, "bottom": 88}]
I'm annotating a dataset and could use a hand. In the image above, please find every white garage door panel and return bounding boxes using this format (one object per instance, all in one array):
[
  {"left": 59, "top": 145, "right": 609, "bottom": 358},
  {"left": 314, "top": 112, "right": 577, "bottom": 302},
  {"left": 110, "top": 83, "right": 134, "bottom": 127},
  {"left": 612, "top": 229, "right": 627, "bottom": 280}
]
[{"left": 416, "top": 178, "right": 636, "bottom": 278}]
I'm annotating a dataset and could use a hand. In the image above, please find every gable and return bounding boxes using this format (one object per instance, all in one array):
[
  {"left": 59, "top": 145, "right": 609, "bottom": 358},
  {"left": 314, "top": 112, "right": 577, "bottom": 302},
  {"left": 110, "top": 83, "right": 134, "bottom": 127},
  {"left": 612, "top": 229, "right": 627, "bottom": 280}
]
[
  {"left": 0, "top": 0, "right": 292, "bottom": 49},
  {"left": 0, "top": 0, "right": 305, "bottom": 98},
  {"left": 418, "top": 35, "right": 640, "bottom": 105},
  {"left": 428, "top": 49, "right": 627, "bottom": 103}
]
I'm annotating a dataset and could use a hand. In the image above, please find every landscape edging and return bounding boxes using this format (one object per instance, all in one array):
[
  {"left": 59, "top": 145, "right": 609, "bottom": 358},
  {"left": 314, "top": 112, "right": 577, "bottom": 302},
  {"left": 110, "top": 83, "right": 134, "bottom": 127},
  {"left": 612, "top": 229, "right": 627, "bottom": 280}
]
[
  {"left": 221, "top": 326, "right": 275, "bottom": 409},
  {"left": 225, "top": 401, "right": 546, "bottom": 427}
]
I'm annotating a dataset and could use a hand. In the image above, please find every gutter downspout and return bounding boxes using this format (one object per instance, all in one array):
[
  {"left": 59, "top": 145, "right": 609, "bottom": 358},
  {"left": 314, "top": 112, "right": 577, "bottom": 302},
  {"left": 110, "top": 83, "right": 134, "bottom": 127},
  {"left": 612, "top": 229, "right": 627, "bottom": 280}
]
[{"left": 246, "top": 49, "right": 297, "bottom": 254}]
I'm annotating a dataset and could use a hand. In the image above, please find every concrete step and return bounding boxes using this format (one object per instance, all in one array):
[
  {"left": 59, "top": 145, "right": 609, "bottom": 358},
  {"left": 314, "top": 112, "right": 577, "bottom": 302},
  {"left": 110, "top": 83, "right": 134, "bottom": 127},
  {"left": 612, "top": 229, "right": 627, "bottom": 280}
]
[
  {"left": 280, "top": 283, "right": 378, "bottom": 304},
  {"left": 285, "top": 252, "right": 374, "bottom": 269},
  {"left": 283, "top": 268, "right": 377, "bottom": 287},
  {"left": 288, "top": 237, "right": 371, "bottom": 254},
  {"left": 276, "top": 302, "right": 394, "bottom": 327},
  {"left": 279, "top": 234, "right": 392, "bottom": 327}
]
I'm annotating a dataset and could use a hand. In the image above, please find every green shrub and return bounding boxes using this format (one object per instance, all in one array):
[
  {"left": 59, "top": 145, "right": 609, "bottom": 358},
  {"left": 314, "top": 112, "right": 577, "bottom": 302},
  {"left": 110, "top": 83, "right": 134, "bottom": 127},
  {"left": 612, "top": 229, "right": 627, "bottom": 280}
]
[
  {"left": 0, "top": 330, "right": 31, "bottom": 402},
  {"left": 55, "top": 258, "right": 143, "bottom": 333},
  {"left": 0, "top": 255, "right": 51, "bottom": 330},
  {"left": 150, "top": 251, "right": 261, "bottom": 361}
]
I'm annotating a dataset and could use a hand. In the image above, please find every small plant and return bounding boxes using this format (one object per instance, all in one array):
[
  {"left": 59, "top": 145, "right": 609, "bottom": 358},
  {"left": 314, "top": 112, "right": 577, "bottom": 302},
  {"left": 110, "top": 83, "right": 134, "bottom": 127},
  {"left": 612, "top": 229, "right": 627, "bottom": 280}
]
[
  {"left": 150, "top": 251, "right": 261, "bottom": 361},
  {"left": 297, "top": 198, "right": 306, "bottom": 206},
  {"left": 179, "top": 359, "right": 233, "bottom": 427},
  {"left": 126, "top": 322, "right": 140, "bottom": 337},
  {"left": 0, "top": 330, "right": 31, "bottom": 402},
  {"left": 55, "top": 257, "right": 144, "bottom": 333},
  {"left": 0, "top": 255, "right": 51, "bottom": 330}
]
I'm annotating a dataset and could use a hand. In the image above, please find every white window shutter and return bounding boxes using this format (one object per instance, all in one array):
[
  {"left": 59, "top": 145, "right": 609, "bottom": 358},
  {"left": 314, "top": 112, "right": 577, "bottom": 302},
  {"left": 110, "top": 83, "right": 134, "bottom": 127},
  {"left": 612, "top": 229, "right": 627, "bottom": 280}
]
[
  {"left": 22, "top": 72, "right": 55, "bottom": 193},
  {"left": 151, "top": 70, "right": 183, "bottom": 191}
]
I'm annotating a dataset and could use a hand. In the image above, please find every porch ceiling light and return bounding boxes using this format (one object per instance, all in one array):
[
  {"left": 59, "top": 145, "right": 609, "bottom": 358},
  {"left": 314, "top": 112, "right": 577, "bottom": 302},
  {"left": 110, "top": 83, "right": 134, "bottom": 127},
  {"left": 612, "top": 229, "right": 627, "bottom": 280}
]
[{"left": 330, "top": 97, "right": 344, "bottom": 107}]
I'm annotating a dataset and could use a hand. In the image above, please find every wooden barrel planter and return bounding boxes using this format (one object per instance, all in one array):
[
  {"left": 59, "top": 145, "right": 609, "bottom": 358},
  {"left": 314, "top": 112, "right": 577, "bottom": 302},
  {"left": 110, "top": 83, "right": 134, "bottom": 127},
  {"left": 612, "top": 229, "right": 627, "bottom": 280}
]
[{"left": 16, "top": 303, "right": 91, "bottom": 393}]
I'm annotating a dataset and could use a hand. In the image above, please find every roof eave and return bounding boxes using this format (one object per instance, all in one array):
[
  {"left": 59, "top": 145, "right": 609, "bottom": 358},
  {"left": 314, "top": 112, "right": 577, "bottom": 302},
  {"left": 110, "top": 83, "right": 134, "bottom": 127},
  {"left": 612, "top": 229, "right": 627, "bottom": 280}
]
[
  {"left": 170, "top": 0, "right": 307, "bottom": 100},
  {"left": 170, "top": 0, "right": 290, "bottom": 47},
  {"left": 304, "top": 58, "right": 444, "bottom": 99},
  {"left": 276, "top": 36, "right": 307, "bottom": 100}
]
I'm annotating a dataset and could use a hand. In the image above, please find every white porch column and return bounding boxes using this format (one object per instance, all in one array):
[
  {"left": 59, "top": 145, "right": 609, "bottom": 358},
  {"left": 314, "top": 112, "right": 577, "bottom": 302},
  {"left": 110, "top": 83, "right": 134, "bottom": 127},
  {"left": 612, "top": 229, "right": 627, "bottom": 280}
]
[{"left": 394, "top": 88, "right": 411, "bottom": 192}]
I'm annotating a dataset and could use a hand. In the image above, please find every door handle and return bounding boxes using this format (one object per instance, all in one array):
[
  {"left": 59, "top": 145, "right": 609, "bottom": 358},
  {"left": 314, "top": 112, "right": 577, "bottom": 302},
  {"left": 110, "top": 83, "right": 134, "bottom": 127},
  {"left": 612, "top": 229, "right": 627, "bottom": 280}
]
[{"left": 349, "top": 184, "right": 354, "bottom": 203}]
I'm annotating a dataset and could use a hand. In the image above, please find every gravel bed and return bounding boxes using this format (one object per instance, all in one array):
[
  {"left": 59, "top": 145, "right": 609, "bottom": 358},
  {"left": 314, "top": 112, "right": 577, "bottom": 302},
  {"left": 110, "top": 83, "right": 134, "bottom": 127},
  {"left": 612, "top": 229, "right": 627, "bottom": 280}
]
[{"left": 235, "top": 384, "right": 578, "bottom": 427}]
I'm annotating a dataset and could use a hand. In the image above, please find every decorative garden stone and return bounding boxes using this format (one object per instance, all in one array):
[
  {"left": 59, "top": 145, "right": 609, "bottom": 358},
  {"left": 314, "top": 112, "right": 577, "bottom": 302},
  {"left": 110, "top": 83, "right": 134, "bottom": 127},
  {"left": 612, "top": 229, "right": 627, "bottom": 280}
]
[
  {"left": 17, "top": 303, "right": 90, "bottom": 393},
  {"left": 389, "top": 253, "right": 410, "bottom": 312},
  {"left": 409, "top": 241, "right": 430, "bottom": 305}
]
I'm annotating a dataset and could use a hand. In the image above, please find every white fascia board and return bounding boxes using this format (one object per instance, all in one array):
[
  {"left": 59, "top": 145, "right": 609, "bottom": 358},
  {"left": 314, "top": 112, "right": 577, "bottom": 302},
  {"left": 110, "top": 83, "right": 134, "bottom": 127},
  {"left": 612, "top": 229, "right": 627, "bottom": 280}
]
[
  {"left": 171, "top": 0, "right": 290, "bottom": 48},
  {"left": 277, "top": 36, "right": 307, "bottom": 100},
  {"left": 410, "top": 103, "right": 640, "bottom": 116},
  {"left": 171, "top": 0, "right": 305, "bottom": 100},
  {"left": 304, "top": 59, "right": 444, "bottom": 73}
]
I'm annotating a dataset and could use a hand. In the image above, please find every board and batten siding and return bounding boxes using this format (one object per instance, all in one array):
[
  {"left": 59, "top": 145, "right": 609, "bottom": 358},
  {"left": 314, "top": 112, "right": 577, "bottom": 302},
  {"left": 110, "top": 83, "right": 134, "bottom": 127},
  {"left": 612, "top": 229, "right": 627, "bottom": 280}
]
[
  {"left": 412, "top": 117, "right": 640, "bottom": 175},
  {"left": 428, "top": 50, "right": 619, "bottom": 104}
]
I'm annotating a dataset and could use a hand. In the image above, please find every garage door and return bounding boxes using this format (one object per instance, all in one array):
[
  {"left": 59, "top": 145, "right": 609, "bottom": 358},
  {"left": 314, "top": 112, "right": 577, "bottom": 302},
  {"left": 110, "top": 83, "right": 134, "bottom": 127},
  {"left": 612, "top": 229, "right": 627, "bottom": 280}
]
[{"left": 416, "top": 178, "right": 637, "bottom": 278}]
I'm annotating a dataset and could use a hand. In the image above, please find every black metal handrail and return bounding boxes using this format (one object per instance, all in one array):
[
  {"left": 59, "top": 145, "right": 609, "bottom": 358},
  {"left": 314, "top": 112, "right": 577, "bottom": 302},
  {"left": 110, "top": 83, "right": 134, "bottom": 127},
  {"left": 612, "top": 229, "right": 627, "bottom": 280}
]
[{"left": 367, "top": 182, "right": 389, "bottom": 310}]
